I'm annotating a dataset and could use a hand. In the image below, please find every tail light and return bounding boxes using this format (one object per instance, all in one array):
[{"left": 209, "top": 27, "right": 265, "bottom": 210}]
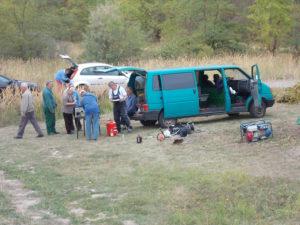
[{"left": 142, "top": 104, "right": 149, "bottom": 112}]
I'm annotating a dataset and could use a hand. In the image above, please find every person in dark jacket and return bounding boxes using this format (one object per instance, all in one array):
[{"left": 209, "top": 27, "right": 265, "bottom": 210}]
[
  {"left": 125, "top": 87, "right": 137, "bottom": 117},
  {"left": 42, "top": 81, "right": 59, "bottom": 135},
  {"left": 80, "top": 89, "right": 100, "bottom": 141}
]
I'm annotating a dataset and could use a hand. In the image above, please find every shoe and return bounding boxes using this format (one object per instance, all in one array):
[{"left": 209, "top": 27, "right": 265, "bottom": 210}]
[
  {"left": 53, "top": 131, "right": 60, "bottom": 134},
  {"left": 14, "top": 136, "right": 22, "bottom": 139},
  {"left": 36, "top": 134, "right": 44, "bottom": 138},
  {"left": 127, "top": 127, "right": 133, "bottom": 133}
]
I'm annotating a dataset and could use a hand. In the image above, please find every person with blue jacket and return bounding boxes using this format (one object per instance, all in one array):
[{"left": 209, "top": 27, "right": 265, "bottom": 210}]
[
  {"left": 80, "top": 89, "right": 100, "bottom": 141},
  {"left": 42, "top": 81, "right": 59, "bottom": 135}
]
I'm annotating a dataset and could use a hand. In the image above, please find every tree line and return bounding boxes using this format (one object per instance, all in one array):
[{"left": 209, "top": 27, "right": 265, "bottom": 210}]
[{"left": 0, "top": 0, "right": 299, "bottom": 62}]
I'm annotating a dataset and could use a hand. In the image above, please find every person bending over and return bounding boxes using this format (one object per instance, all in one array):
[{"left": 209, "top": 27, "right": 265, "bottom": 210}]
[{"left": 80, "top": 89, "right": 100, "bottom": 141}]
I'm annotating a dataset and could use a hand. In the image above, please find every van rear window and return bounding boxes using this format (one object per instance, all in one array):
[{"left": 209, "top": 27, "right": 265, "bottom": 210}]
[
  {"left": 153, "top": 75, "right": 161, "bottom": 91},
  {"left": 162, "top": 73, "right": 195, "bottom": 90}
]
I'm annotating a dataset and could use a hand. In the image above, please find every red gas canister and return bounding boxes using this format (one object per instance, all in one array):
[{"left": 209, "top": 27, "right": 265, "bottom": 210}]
[
  {"left": 106, "top": 120, "right": 118, "bottom": 137},
  {"left": 246, "top": 131, "right": 254, "bottom": 142}
]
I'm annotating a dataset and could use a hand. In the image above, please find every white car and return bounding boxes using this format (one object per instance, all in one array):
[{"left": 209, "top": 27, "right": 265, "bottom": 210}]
[{"left": 59, "top": 55, "right": 129, "bottom": 88}]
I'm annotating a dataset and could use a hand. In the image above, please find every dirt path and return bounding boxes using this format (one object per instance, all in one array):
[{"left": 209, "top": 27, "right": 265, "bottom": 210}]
[{"left": 0, "top": 171, "right": 70, "bottom": 225}]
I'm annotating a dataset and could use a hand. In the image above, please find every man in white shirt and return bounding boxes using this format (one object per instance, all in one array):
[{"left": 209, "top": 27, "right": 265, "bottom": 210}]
[
  {"left": 15, "top": 83, "right": 44, "bottom": 139},
  {"left": 108, "top": 81, "right": 132, "bottom": 132}
]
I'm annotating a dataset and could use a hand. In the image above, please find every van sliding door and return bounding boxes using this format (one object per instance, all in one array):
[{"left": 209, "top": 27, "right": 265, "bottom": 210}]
[{"left": 161, "top": 72, "right": 199, "bottom": 118}]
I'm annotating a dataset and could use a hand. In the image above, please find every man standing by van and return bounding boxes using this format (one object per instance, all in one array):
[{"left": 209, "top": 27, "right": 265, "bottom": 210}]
[
  {"left": 108, "top": 81, "right": 132, "bottom": 133},
  {"left": 15, "top": 83, "right": 44, "bottom": 139},
  {"left": 42, "top": 81, "right": 59, "bottom": 135}
]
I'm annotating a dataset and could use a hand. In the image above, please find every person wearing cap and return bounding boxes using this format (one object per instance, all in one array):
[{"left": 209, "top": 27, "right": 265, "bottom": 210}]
[
  {"left": 42, "top": 81, "right": 59, "bottom": 135},
  {"left": 14, "top": 83, "right": 44, "bottom": 139},
  {"left": 80, "top": 88, "right": 100, "bottom": 141},
  {"left": 62, "top": 87, "right": 76, "bottom": 134},
  {"left": 108, "top": 81, "right": 132, "bottom": 133}
]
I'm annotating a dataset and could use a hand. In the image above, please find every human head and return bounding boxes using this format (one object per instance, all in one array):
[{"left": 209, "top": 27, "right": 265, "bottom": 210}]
[
  {"left": 213, "top": 74, "right": 220, "bottom": 82},
  {"left": 67, "top": 87, "right": 74, "bottom": 95},
  {"left": 108, "top": 81, "right": 117, "bottom": 91},
  {"left": 65, "top": 68, "right": 74, "bottom": 79},
  {"left": 79, "top": 89, "right": 86, "bottom": 97},
  {"left": 203, "top": 74, "right": 209, "bottom": 81},
  {"left": 126, "top": 86, "right": 133, "bottom": 95},
  {"left": 20, "top": 82, "right": 28, "bottom": 93},
  {"left": 46, "top": 80, "right": 53, "bottom": 89}
]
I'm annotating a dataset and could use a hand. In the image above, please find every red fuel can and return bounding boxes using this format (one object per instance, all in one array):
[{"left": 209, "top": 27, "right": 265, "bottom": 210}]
[{"left": 106, "top": 120, "right": 118, "bottom": 137}]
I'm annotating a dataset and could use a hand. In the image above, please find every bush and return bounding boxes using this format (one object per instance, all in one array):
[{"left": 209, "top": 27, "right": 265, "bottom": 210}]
[
  {"left": 276, "top": 83, "right": 300, "bottom": 103},
  {"left": 83, "top": 3, "right": 146, "bottom": 64}
]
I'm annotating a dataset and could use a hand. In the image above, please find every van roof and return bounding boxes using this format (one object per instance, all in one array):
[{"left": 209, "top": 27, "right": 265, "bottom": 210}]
[{"left": 148, "top": 65, "right": 240, "bottom": 74}]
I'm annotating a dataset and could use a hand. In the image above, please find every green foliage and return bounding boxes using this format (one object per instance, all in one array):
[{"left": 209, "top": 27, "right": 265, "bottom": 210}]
[
  {"left": 0, "top": 0, "right": 298, "bottom": 60},
  {"left": 248, "top": 0, "right": 294, "bottom": 55},
  {"left": 82, "top": 2, "right": 146, "bottom": 64}
]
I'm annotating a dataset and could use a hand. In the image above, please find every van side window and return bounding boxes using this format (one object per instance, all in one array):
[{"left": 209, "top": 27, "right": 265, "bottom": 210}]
[
  {"left": 162, "top": 73, "right": 195, "bottom": 90},
  {"left": 153, "top": 75, "right": 161, "bottom": 91}
]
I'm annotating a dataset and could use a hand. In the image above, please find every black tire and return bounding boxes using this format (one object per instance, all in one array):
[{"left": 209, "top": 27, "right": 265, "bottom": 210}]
[
  {"left": 227, "top": 113, "right": 240, "bottom": 117},
  {"left": 249, "top": 101, "right": 266, "bottom": 118},
  {"left": 140, "top": 120, "right": 157, "bottom": 126},
  {"left": 158, "top": 111, "right": 177, "bottom": 128}
]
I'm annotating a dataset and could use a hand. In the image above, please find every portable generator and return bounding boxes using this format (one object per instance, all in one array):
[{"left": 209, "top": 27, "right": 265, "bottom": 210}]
[{"left": 240, "top": 120, "right": 273, "bottom": 142}]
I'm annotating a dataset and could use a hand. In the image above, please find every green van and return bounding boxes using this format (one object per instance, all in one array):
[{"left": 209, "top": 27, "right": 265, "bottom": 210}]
[{"left": 119, "top": 65, "right": 274, "bottom": 128}]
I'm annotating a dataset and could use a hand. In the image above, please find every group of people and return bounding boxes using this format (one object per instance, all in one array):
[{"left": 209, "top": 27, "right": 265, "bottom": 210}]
[{"left": 15, "top": 71, "right": 138, "bottom": 141}]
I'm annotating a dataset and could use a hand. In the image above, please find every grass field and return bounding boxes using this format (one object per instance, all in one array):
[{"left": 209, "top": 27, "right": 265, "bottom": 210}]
[{"left": 0, "top": 103, "right": 299, "bottom": 225}]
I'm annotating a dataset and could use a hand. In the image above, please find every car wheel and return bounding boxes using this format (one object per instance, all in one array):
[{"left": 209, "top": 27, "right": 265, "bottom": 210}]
[
  {"left": 158, "top": 111, "right": 177, "bottom": 128},
  {"left": 140, "top": 120, "right": 157, "bottom": 127},
  {"left": 249, "top": 101, "right": 266, "bottom": 118}
]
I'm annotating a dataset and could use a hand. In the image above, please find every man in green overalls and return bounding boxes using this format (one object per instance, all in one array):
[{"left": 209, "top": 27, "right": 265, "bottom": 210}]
[{"left": 42, "top": 81, "right": 59, "bottom": 135}]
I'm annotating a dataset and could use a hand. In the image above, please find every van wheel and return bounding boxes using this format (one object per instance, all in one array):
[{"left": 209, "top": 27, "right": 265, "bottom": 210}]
[
  {"left": 140, "top": 120, "right": 157, "bottom": 127},
  {"left": 249, "top": 101, "right": 266, "bottom": 118},
  {"left": 158, "top": 111, "right": 177, "bottom": 128}
]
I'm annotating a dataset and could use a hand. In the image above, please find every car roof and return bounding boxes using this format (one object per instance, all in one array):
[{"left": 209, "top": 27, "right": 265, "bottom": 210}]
[
  {"left": 112, "top": 66, "right": 146, "bottom": 72},
  {"left": 78, "top": 62, "right": 113, "bottom": 68},
  {"left": 148, "top": 65, "right": 240, "bottom": 74}
]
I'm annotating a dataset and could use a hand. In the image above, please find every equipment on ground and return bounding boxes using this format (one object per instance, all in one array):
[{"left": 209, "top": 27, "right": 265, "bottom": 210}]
[{"left": 240, "top": 120, "right": 273, "bottom": 142}]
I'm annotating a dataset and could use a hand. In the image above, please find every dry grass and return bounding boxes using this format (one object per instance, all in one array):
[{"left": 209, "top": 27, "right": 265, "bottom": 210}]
[{"left": 134, "top": 54, "right": 300, "bottom": 80}]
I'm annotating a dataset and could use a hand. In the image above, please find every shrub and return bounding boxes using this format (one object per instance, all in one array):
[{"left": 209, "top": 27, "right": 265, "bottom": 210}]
[{"left": 82, "top": 3, "right": 146, "bottom": 64}]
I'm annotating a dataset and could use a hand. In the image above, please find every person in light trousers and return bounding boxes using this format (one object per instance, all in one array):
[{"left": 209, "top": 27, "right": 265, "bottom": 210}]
[
  {"left": 80, "top": 89, "right": 100, "bottom": 141},
  {"left": 15, "top": 83, "right": 44, "bottom": 139}
]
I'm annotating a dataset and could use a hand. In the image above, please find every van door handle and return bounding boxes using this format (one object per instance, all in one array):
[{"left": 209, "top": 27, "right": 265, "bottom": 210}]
[{"left": 193, "top": 89, "right": 196, "bottom": 94}]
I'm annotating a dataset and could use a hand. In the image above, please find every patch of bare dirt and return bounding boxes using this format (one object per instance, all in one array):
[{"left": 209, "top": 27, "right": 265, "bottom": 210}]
[{"left": 0, "top": 171, "right": 70, "bottom": 225}]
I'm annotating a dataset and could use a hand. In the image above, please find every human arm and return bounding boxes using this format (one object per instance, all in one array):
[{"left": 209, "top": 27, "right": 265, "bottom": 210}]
[{"left": 119, "top": 86, "right": 127, "bottom": 102}]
